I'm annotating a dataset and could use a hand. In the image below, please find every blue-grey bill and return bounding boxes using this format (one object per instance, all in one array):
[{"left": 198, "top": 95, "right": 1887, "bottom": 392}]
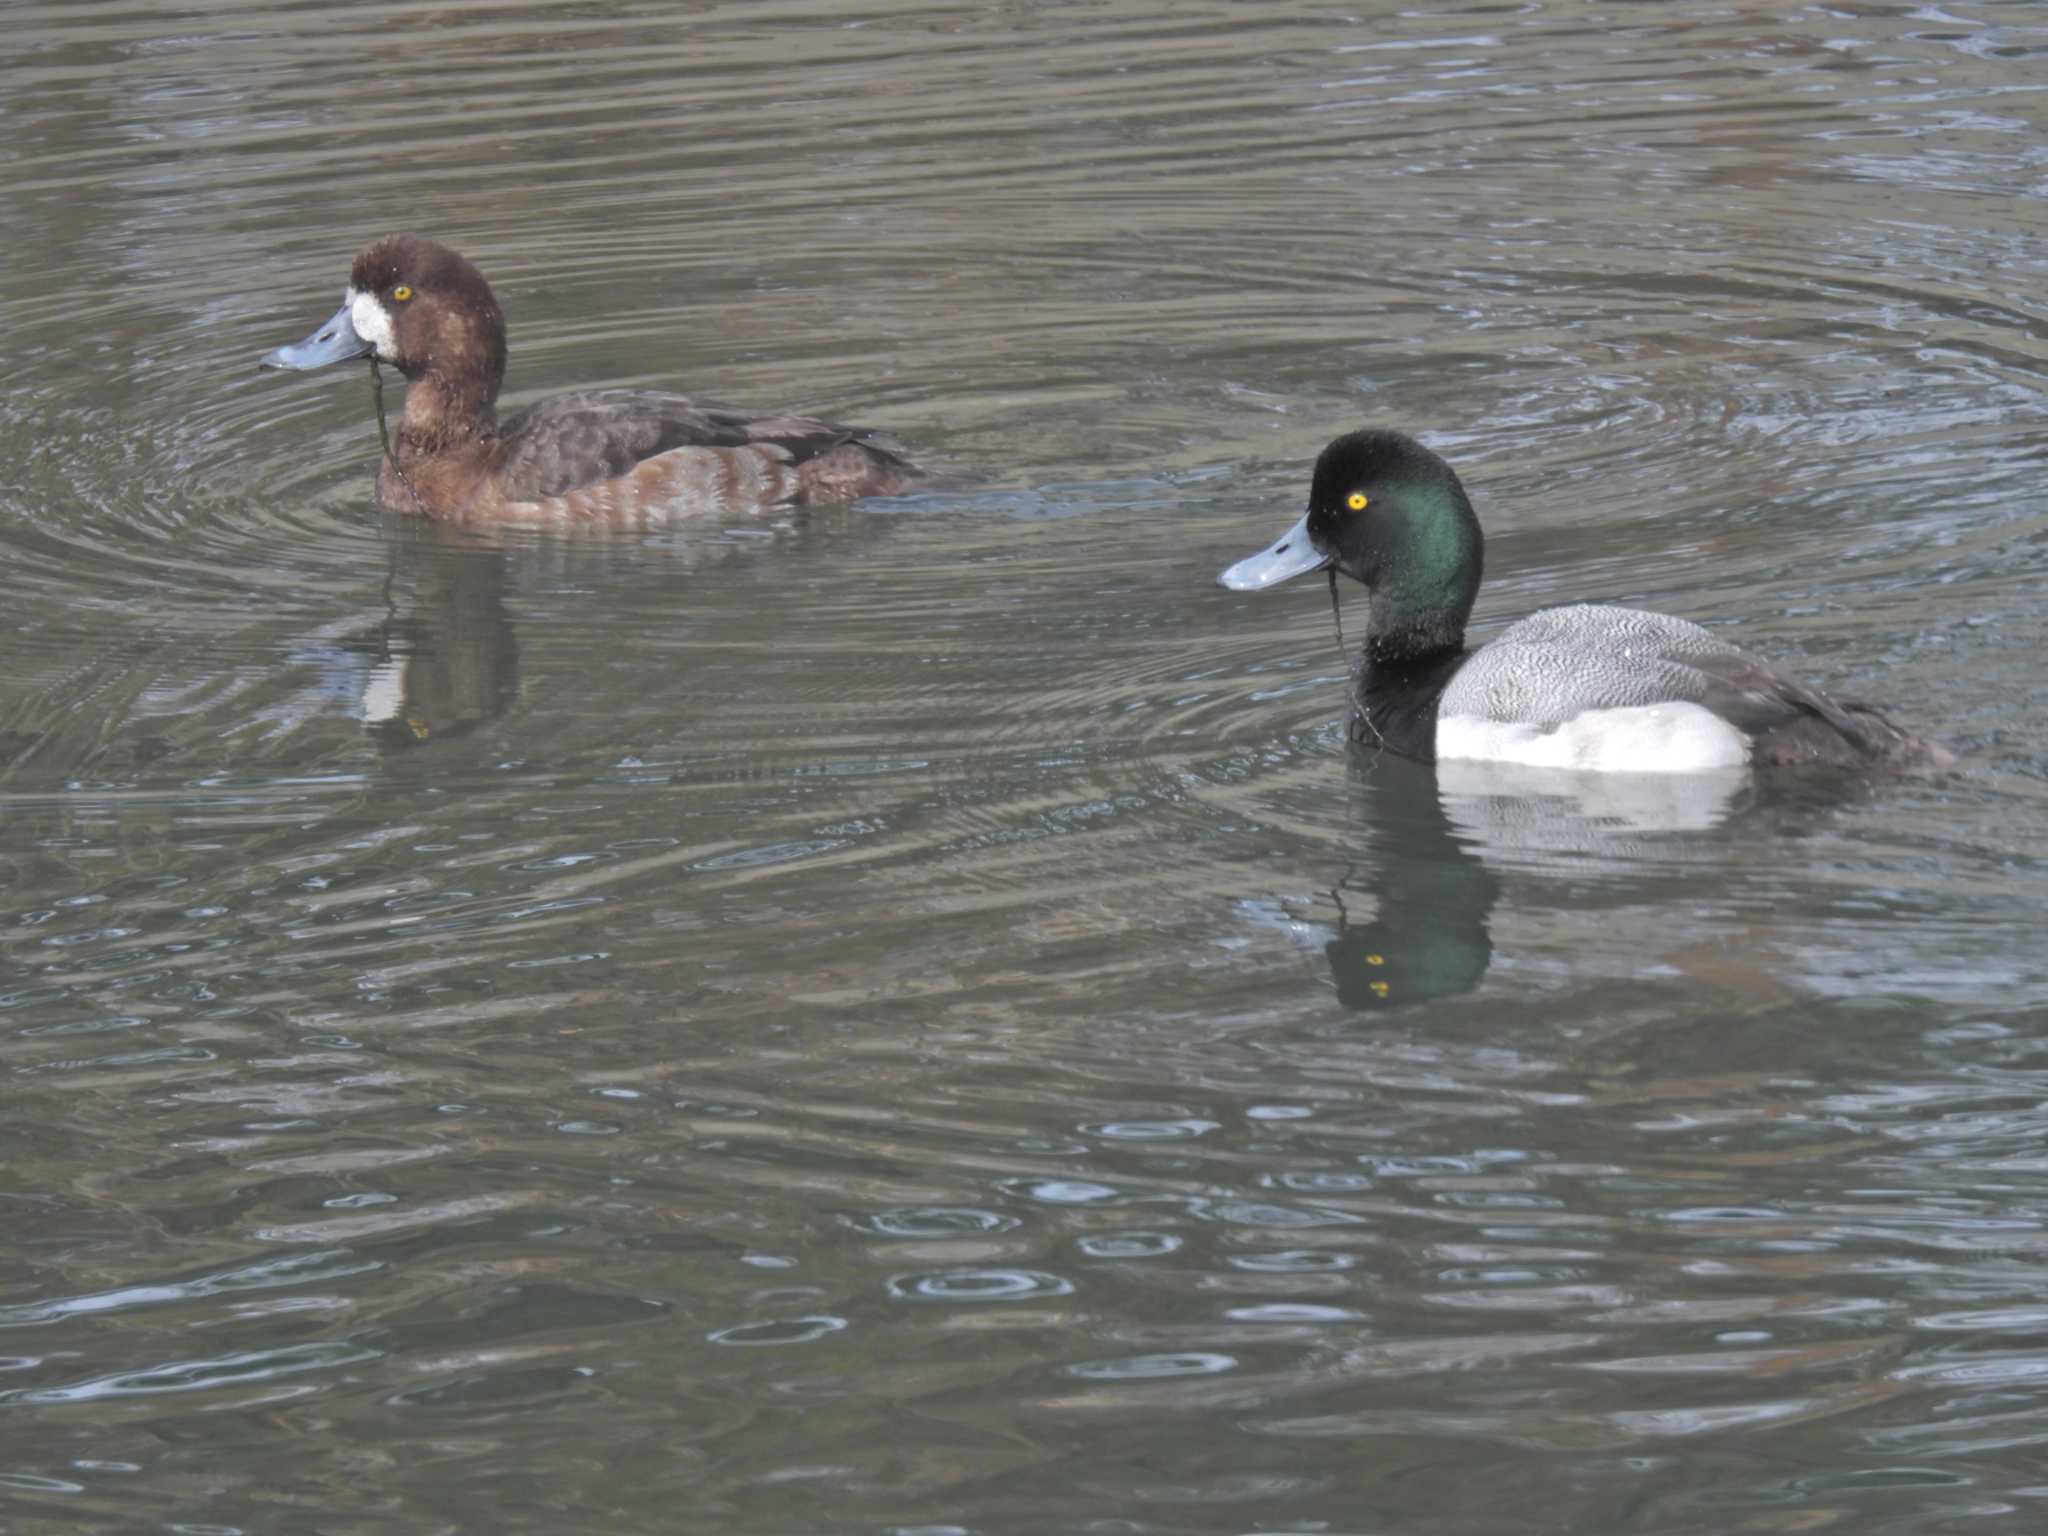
[
  {"left": 1217, "top": 512, "right": 1329, "bottom": 591},
  {"left": 261, "top": 301, "right": 371, "bottom": 370}
]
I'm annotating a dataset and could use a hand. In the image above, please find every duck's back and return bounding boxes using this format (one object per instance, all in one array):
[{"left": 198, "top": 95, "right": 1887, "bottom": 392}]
[
  {"left": 490, "top": 389, "right": 917, "bottom": 510},
  {"left": 1437, "top": 603, "right": 1943, "bottom": 770},
  {"left": 1441, "top": 604, "right": 1739, "bottom": 727}
]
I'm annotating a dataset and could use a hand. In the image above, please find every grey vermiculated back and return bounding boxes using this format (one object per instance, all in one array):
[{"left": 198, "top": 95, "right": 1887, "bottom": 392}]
[{"left": 1438, "top": 603, "right": 1745, "bottom": 727}]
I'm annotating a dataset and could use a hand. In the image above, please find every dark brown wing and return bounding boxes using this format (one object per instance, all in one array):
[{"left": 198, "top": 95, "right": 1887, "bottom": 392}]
[
  {"left": 491, "top": 389, "right": 914, "bottom": 502},
  {"left": 1681, "top": 651, "right": 1944, "bottom": 768}
]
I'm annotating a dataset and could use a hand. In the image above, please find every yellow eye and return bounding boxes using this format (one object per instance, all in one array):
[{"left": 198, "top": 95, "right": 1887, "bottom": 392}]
[
  {"left": 1369, "top": 980, "right": 1390, "bottom": 998},
  {"left": 1346, "top": 492, "right": 1368, "bottom": 512},
  {"left": 392, "top": 285, "right": 413, "bottom": 302}
]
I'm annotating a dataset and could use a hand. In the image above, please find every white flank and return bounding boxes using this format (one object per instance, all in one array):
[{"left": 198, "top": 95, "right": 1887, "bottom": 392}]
[
  {"left": 347, "top": 288, "right": 398, "bottom": 360},
  {"left": 1436, "top": 701, "right": 1751, "bottom": 774}
]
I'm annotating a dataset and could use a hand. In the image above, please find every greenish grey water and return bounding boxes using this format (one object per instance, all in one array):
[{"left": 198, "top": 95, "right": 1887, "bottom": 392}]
[{"left": 4, "top": 2, "right": 2048, "bottom": 1532}]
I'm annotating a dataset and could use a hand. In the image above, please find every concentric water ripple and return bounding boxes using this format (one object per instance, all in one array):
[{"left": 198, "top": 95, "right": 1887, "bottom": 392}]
[{"left": 3, "top": 2, "right": 2047, "bottom": 1534}]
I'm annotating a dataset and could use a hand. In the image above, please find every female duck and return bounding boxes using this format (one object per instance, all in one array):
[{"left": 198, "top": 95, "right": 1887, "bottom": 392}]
[
  {"left": 262, "top": 235, "right": 920, "bottom": 522},
  {"left": 1220, "top": 429, "right": 1946, "bottom": 772}
]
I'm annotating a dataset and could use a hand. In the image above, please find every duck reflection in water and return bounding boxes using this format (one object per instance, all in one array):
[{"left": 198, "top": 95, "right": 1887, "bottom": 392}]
[
  {"left": 1311, "top": 754, "right": 1503, "bottom": 1011},
  {"left": 1279, "top": 748, "right": 1766, "bottom": 1011},
  {"left": 361, "top": 522, "right": 520, "bottom": 747}
]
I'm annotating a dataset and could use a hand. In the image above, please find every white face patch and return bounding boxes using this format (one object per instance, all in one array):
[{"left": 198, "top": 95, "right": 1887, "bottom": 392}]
[{"left": 346, "top": 287, "right": 399, "bottom": 361}]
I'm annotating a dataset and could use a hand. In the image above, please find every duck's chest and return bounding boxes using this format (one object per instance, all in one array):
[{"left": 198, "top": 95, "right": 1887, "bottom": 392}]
[
  {"left": 378, "top": 443, "right": 504, "bottom": 518},
  {"left": 1350, "top": 650, "right": 1471, "bottom": 762}
]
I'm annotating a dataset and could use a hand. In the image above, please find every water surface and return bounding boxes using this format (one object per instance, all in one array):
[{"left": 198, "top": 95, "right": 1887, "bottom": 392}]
[{"left": 5, "top": 2, "right": 2048, "bottom": 1532}]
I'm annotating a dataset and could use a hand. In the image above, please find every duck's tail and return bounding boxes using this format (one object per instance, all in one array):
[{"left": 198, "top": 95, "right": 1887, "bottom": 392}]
[
  {"left": 796, "top": 431, "right": 924, "bottom": 503},
  {"left": 1756, "top": 698, "right": 1957, "bottom": 771},
  {"left": 1843, "top": 700, "right": 1958, "bottom": 770}
]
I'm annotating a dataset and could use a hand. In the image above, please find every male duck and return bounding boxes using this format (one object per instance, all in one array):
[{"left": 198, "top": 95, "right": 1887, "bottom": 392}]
[
  {"left": 261, "top": 235, "right": 920, "bottom": 522},
  {"left": 1220, "top": 429, "right": 1947, "bottom": 772}
]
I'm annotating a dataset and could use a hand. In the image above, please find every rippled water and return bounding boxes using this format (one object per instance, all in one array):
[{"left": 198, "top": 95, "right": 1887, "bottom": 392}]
[{"left": 6, "top": 2, "right": 2048, "bottom": 1531}]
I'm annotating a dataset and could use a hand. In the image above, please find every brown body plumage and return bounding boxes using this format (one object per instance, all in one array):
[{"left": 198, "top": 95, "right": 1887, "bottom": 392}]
[{"left": 275, "top": 234, "right": 921, "bottom": 523}]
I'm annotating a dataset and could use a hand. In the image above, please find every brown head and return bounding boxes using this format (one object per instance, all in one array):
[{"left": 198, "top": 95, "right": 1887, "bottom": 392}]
[
  {"left": 345, "top": 236, "right": 505, "bottom": 394},
  {"left": 263, "top": 234, "right": 508, "bottom": 442}
]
